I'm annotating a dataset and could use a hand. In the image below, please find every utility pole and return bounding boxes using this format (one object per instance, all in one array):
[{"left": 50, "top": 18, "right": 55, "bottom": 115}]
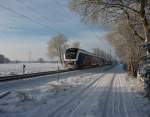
[
  {"left": 57, "top": 48, "right": 60, "bottom": 82},
  {"left": 110, "top": 48, "right": 111, "bottom": 65},
  {"left": 28, "top": 50, "right": 32, "bottom": 63}
]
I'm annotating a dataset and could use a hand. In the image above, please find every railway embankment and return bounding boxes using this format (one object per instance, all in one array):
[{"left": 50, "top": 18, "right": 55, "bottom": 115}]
[{"left": 0, "top": 65, "right": 113, "bottom": 82}]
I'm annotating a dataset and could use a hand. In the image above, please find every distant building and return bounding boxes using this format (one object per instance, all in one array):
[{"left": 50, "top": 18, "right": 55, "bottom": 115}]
[{"left": 0, "top": 54, "right": 10, "bottom": 63}]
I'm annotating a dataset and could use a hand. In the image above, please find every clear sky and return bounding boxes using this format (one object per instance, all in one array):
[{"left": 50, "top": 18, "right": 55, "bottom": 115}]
[{"left": 0, "top": 0, "right": 115, "bottom": 61}]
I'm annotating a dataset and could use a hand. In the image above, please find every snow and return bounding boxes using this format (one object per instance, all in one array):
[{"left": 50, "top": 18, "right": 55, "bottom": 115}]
[
  {"left": 0, "top": 65, "right": 150, "bottom": 117},
  {"left": 0, "top": 71, "right": 101, "bottom": 116},
  {"left": 0, "top": 63, "right": 64, "bottom": 76}
]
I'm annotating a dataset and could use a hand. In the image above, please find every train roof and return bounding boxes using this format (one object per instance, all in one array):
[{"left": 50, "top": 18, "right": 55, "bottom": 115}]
[{"left": 66, "top": 48, "right": 107, "bottom": 60}]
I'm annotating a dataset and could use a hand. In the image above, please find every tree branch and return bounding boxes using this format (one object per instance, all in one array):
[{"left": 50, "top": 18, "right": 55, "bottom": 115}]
[
  {"left": 80, "top": 0, "right": 140, "bottom": 14},
  {"left": 125, "top": 11, "right": 145, "bottom": 42}
]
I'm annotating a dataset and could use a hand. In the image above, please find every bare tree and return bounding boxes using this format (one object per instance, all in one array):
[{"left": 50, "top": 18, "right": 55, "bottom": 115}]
[
  {"left": 71, "top": 41, "right": 80, "bottom": 48},
  {"left": 106, "top": 21, "right": 144, "bottom": 76},
  {"left": 69, "top": 0, "right": 150, "bottom": 43},
  {"left": 69, "top": 0, "right": 150, "bottom": 96},
  {"left": 47, "top": 33, "right": 68, "bottom": 65},
  {"left": 37, "top": 58, "right": 45, "bottom": 63},
  {"left": 92, "top": 48, "right": 105, "bottom": 57}
]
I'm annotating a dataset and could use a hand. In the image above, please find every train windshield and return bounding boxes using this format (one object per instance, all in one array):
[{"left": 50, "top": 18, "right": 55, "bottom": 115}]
[{"left": 65, "top": 48, "right": 78, "bottom": 59}]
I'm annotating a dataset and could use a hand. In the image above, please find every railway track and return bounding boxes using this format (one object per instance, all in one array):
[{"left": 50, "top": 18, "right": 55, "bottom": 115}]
[
  {"left": 46, "top": 67, "right": 115, "bottom": 117},
  {"left": 0, "top": 65, "right": 112, "bottom": 82},
  {"left": 0, "top": 68, "right": 72, "bottom": 82}
]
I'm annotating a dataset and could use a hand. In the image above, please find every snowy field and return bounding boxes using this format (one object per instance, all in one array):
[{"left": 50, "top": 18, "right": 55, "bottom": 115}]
[
  {"left": 0, "top": 63, "right": 64, "bottom": 76},
  {"left": 0, "top": 65, "right": 150, "bottom": 117}
]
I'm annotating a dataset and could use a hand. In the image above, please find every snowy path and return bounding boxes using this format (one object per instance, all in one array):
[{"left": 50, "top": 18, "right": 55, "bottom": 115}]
[
  {"left": 0, "top": 65, "right": 150, "bottom": 117},
  {"left": 46, "top": 65, "right": 150, "bottom": 117}
]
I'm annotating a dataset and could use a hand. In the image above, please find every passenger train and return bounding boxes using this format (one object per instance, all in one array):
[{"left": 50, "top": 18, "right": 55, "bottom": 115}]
[{"left": 64, "top": 48, "right": 110, "bottom": 68}]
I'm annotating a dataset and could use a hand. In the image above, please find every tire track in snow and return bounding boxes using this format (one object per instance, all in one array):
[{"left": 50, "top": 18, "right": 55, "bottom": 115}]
[
  {"left": 48, "top": 74, "right": 106, "bottom": 117},
  {"left": 47, "top": 68, "right": 114, "bottom": 117},
  {"left": 101, "top": 74, "right": 116, "bottom": 117},
  {"left": 67, "top": 73, "right": 115, "bottom": 117}
]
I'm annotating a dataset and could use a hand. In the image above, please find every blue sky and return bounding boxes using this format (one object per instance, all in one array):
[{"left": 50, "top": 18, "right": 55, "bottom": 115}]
[{"left": 0, "top": 0, "right": 115, "bottom": 61}]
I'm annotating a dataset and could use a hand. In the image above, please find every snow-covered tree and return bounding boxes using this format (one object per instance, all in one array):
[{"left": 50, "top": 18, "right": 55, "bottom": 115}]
[{"left": 47, "top": 33, "right": 68, "bottom": 65}]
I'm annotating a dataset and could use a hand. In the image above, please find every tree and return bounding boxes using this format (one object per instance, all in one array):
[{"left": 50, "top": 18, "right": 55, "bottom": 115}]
[
  {"left": 106, "top": 21, "right": 144, "bottom": 76},
  {"left": 37, "top": 58, "right": 45, "bottom": 63},
  {"left": 69, "top": 0, "right": 150, "bottom": 96},
  {"left": 0, "top": 54, "right": 10, "bottom": 63},
  {"left": 69, "top": 0, "right": 150, "bottom": 42},
  {"left": 92, "top": 48, "right": 105, "bottom": 57},
  {"left": 71, "top": 41, "right": 80, "bottom": 48},
  {"left": 47, "top": 33, "right": 68, "bottom": 65}
]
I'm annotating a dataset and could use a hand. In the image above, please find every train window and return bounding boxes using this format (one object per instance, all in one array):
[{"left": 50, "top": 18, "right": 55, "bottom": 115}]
[{"left": 65, "top": 48, "right": 78, "bottom": 59}]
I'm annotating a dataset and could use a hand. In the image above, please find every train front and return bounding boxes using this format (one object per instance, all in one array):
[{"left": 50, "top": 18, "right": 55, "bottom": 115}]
[{"left": 64, "top": 48, "right": 78, "bottom": 68}]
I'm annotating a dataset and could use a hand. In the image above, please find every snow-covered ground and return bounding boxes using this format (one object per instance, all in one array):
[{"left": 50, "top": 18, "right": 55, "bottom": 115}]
[
  {"left": 0, "top": 63, "right": 64, "bottom": 76},
  {"left": 0, "top": 65, "right": 150, "bottom": 117}
]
